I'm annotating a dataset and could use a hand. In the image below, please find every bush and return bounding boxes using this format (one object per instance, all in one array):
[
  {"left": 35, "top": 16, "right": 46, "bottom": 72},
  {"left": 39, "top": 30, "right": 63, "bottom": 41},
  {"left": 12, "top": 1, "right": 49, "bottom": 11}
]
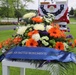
[
  {"left": 0, "top": 22, "right": 25, "bottom": 25},
  {"left": 0, "top": 22, "right": 14, "bottom": 25}
]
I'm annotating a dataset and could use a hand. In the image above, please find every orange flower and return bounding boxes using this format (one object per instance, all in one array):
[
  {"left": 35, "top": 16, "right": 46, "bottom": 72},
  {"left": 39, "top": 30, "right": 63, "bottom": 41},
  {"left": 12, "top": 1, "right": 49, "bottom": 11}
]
[
  {"left": 68, "top": 39, "right": 71, "bottom": 43},
  {"left": 0, "top": 43, "right": 2, "bottom": 49},
  {"left": 26, "top": 38, "right": 38, "bottom": 47},
  {"left": 32, "top": 16, "right": 43, "bottom": 23},
  {"left": 71, "top": 43, "right": 75, "bottom": 48},
  {"left": 51, "top": 23, "right": 60, "bottom": 29},
  {"left": 3, "top": 38, "right": 13, "bottom": 46},
  {"left": 13, "top": 37, "right": 22, "bottom": 45},
  {"left": 60, "top": 31, "right": 66, "bottom": 38},
  {"left": 28, "top": 30, "right": 38, "bottom": 37},
  {"left": 55, "top": 42, "right": 64, "bottom": 50},
  {"left": 48, "top": 27, "right": 61, "bottom": 38},
  {"left": 74, "top": 39, "right": 76, "bottom": 46}
]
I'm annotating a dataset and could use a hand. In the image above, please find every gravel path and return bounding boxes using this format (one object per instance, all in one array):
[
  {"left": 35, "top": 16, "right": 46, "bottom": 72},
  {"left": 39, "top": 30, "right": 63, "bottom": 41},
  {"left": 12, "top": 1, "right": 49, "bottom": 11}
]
[
  {"left": 0, "top": 25, "right": 17, "bottom": 31},
  {"left": 0, "top": 22, "right": 76, "bottom": 31}
]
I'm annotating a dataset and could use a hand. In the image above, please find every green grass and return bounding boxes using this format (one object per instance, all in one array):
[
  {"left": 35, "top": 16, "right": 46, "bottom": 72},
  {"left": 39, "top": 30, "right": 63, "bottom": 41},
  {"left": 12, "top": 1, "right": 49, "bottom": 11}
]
[
  {"left": 0, "top": 65, "right": 50, "bottom": 75},
  {"left": 0, "top": 30, "right": 15, "bottom": 42},
  {"left": 69, "top": 17, "right": 76, "bottom": 22},
  {"left": 68, "top": 24, "right": 76, "bottom": 39},
  {"left": 0, "top": 24, "right": 76, "bottom": 75}
]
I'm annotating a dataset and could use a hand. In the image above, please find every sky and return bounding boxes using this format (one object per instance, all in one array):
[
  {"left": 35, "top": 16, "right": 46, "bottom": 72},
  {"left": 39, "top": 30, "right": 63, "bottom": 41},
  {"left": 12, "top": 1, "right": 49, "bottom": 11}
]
[{"left": 26, "top": 0, "right": 76, "bottom": 11}]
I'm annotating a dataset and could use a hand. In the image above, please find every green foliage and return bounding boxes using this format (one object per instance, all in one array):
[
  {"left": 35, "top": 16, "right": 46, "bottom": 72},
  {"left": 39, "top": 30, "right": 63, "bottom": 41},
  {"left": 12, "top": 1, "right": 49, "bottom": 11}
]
[
  {"left": 0, "top": 7, "right": 8, "bottom": 17},
  {"left": 0, "top": 0, "right": 33, "bottom": 18},
  {"left": 69, "top": 7, "right": 74, "bottom": 15},
  {"left": 74, "top": 10, "right": 76, "bottom": 17},
  {"left": 0, "top": 0, "right": 15, "bottom": 17},
  {"left": 15, "top": 8, "right": 26, "bottom": 21},
  {"left": 47, "top": 61, "right": 76, "bottom": 75}
]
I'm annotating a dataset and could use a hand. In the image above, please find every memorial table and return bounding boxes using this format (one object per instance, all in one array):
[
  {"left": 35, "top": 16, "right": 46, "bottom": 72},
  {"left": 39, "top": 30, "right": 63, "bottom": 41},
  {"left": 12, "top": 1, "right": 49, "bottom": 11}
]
[{"left": 2, "top": 59, "right": 48, "bottom": 75}]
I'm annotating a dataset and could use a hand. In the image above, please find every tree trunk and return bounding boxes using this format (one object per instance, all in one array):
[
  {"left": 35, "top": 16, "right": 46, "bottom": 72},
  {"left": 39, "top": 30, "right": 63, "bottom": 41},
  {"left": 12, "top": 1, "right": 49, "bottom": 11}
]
[{"left": 18, "top": 17, "right": 19, "bottom": 22}]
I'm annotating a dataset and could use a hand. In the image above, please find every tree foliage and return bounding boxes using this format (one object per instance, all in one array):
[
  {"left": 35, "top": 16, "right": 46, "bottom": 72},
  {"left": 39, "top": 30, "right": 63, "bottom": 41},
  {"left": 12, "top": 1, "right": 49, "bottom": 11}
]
[
  {"left": 69, "top": 7, "right": 74, "bottom": 16},
  {"left": 0, "top": 0, "right": 33, "bottom": 18},
  {"left": 74, "top": 10, "right": 76, "bottom": 17}
]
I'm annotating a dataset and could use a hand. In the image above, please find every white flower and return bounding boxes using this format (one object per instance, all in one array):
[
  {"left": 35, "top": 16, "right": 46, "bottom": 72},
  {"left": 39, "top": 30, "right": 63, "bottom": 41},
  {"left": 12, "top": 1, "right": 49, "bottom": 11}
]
[
  {"left": 34, "top": 24, "right": 45, "bottom": 31},
  {"left": 40, "top": 36, "right": 49, "bottom": 40},
  {"left": 17, "top": 26, "right": 27, "bottom": 35},
  {"left": 47, "top": 13, "right": 55, "bottom": 20},
  {"left": 23, "top": 12, "right": 36, "bottom": 19},
  {"left": 2, "top": 48, "right": 6, "bottom": 53},
  {"left": 32, "top": 33, "right": 40, "bottom": 41},
  {"left": 44, "top": 16, "right": 52, "bottom": 23},
  {"left": 46, "top": 25, "right": 53, "bottom": 31},
  {"left": 44, "top": 13, "right": 55, "bottom": 23},
  {"left": 63, "top": 42, "right": 69, "bottom": 51},
  {"left": 42, "top": 40, "right": 49, "bottom": 46}
]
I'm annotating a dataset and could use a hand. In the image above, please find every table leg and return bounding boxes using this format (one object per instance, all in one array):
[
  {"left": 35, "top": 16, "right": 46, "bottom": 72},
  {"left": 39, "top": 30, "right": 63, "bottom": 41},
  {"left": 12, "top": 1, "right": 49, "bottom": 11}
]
[
  {"left": 2, "top": 65, "right": 10, "bottom": 75},
  {"left": 20, "top": 68, "right": 25, "bottom": 75}
]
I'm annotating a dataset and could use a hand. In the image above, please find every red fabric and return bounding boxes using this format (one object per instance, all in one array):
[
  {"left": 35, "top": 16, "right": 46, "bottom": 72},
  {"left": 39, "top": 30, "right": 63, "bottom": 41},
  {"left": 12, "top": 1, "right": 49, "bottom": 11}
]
[
  {"left": 38, "top": 9, "right": 41, "bottom": 16},
  {"left": 47, "top": 5, "right": 56, "bottom": 8},
  {"left": 59, "top": 8, "right": 69, "bottom": 23}
]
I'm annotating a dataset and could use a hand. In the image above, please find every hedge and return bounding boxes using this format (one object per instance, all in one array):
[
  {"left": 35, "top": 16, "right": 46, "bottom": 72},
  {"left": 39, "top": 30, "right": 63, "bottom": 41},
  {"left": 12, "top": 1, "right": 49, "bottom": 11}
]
[{"left": 0, "top": 22, "right": 25, "bottom": 25}]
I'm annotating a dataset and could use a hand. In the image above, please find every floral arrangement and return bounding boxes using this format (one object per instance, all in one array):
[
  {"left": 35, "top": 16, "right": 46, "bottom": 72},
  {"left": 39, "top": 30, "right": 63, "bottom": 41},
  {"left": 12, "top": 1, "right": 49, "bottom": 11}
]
[
  {"left": 0, "top": 12, "right": 76, "bottom": 52},
  {"left": 0, "top": 12, "right": 76, "bottom": 75}
]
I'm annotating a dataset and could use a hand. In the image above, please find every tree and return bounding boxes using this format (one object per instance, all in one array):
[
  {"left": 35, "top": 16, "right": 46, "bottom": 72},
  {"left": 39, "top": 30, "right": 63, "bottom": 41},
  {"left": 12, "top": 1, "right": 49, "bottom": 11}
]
[
  {"left": 0, "top": 0, "right": 33, "bottom": 21},
  {"left": 0, "top": 0, "right": 15, "bottom": 17},
  {"left": 0, "top": 7, "right": 8, "bottom": 17},
  {"left": 15, "top": 7, "right": 26, "bottom": 22},
  {"left": 14, "top": 0, "right": 33, "bottom": 22},
  {"left": 74, "top": 10, "right": 76, "bottom": 18},
  {"left": 69, "top": 7, "right": 74, "bottom": 16}
]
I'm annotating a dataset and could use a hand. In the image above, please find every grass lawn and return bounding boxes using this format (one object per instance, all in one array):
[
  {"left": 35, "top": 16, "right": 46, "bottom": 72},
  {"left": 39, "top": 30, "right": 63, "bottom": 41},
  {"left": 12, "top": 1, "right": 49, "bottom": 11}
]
[
  {"left": 0, "top": 24, "right": 76, "bottom": 75},
  {"left": 67, "top": 24, "right": 76, "bottom": 38},
  {"left": 0, "top": 30, "right": 15, "bottom": 42},
  {"left": 69, "top": 17, "right": 76, "bottom": 22}
]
